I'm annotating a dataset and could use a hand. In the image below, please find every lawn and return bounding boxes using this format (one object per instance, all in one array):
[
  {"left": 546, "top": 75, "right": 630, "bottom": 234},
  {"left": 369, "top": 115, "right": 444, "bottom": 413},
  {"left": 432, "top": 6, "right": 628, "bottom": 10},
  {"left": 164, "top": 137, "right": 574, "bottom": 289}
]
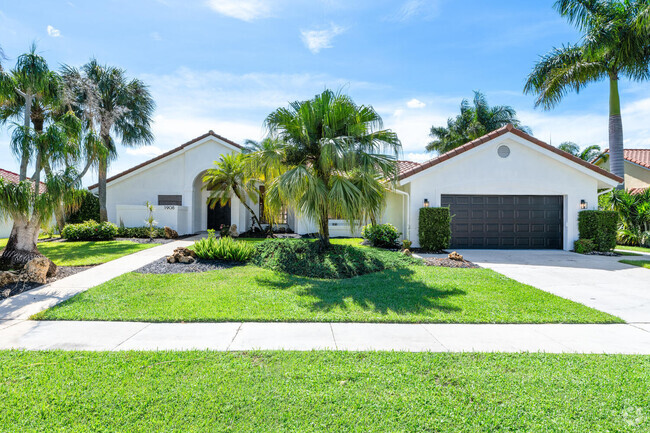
[
  {"left": 620, "top": 259, "right": 650, "bottom": 269},
  {"left": 617, "top": 245, "right": 650, "bottom": 254},
  {"left": 1, "top": 351, "right": 649, "bottom": 432},
  {"left": 35, "top": 263, "right": 620, "bottom": 323}
]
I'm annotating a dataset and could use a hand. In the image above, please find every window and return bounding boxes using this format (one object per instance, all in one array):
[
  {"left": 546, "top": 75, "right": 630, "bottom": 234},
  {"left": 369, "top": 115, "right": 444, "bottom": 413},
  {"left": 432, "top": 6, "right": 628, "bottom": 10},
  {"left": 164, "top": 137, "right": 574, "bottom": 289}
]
[{"left": 158, "top": 195, "right": 182, "bottom": 206}]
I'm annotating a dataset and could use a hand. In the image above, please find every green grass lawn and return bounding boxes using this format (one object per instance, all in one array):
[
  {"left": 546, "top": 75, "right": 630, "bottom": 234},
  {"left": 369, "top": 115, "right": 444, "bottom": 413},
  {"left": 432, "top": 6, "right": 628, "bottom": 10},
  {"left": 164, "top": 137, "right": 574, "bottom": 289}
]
[
  {"left": 35, "top": 263, "right": 620, "bottom": 323},
  {"left": 1, "top": 351, "right": 649, "bottom": 432},
  {"left": 620, "top": 259, "right": 650, "bottom": 269},
  {"left": 616, "top": 245, "right": 650, "bottom": 254}
]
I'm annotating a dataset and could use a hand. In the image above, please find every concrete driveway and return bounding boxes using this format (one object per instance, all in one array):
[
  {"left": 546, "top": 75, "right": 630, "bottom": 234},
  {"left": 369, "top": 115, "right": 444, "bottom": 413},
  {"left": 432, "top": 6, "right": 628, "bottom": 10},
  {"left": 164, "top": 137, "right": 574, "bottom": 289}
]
[{"left": 439, "top": 250, "right": 650, "bottom": 323}]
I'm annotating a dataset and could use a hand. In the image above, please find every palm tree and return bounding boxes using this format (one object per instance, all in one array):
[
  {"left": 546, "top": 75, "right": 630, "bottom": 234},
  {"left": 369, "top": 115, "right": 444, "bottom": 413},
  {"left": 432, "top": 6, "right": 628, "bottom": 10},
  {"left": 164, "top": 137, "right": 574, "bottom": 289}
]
[
  {"left": 557, "top": 141, "right": 602, "bottom": 161},
  {"left": 264, "top": 89, "right": 401, "bottom": 248},
  {"left": 426, "top": 91, "right": 531, "bottom": 153},
  {"left": 203, "top": 153, "right": 265, "bottom": 232},
  {"left": 524, "top": 0, "right": 650, "bottom": 190},
  {"left": 63, "top": 59, "right": 155, "bottom": 222},
  {"left": 604, "top": 187, "right": 650, "bottom": 246}
]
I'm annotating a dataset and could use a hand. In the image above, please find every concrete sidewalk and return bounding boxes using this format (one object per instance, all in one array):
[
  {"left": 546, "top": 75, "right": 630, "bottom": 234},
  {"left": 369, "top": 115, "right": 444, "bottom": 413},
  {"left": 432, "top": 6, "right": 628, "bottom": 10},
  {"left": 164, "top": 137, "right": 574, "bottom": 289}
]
[
  {"left": 1, "top": 320, "right": 650, "bottom": 353},
  {"left": 0, "top": 239, "right": 195, "bottom": 320}
]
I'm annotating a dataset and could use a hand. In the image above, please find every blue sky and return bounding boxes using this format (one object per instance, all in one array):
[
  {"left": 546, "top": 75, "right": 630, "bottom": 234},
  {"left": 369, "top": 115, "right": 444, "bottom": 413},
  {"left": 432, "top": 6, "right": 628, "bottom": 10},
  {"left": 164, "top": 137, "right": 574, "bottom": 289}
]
[{"left": 1, "top": 0, "right": 649, "bottom": 185}]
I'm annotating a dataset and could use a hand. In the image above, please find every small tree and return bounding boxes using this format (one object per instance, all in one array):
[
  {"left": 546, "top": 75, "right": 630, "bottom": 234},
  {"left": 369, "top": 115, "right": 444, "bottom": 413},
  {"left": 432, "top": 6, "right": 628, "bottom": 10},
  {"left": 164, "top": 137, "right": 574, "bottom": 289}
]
[{"left": 144, "top": 201, "right": 157, "bottom": 242}]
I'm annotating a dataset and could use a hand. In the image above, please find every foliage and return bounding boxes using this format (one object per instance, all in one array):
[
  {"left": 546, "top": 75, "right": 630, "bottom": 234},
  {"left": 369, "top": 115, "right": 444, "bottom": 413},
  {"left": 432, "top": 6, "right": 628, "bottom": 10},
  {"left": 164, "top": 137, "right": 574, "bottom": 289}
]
[
  {"left": 402, "top": 239, "right": 412, "bottom": 250},
  {"left": 602, "top": 188, "right": 650, "bottom": 247},
  {"left": 264, "top": 89, "right": 401, "bottom": 247},
  {"left": 573, "top": 238, "right": 595, "bottom": 254},
  {"left": 418, "top": 207, "right": 452, "bottom": 252},
  {"left": 193, "top": 232, "right": 255, "bottom": 262},
  {"left": 144, "top": 201, "right": 157, "bottom": 241},
  {"left": 65, "top": 189, "right": 100, "bottom": 224},
  {"left": 557, "top": 141, "right": 601, "bottom": 161},
  {"left": 251, "top": 238, "right": 420, "bottom": 279},
  {"left": 116, "top": 226, "right": 165, "bottom": 238},
  {"left": 577, "top": 210, "right": 618, "bottom": 252},
  {"left": 61, "top": 220, "right": 118, "bottom": 241},
  {"left": 426, "top": 91, "right": 531, "bottom": 153},
  {"left": 361, "top": 223, "right": 401, "bottom": 248}
]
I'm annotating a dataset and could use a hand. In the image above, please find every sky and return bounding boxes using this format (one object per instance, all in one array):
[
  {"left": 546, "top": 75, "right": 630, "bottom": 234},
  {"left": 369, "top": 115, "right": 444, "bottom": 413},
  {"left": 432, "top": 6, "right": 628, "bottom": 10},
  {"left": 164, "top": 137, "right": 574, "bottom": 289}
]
[{"left": 1, "top": 0, "right": 649, "bottom": 186}]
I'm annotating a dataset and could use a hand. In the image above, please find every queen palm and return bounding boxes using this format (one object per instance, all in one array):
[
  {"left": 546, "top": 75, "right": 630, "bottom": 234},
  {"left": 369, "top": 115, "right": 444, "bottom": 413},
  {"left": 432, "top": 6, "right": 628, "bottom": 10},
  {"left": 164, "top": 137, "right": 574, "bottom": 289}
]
[
  {"left": 264, "top": 89, "right": 401, "bottom": 248},
  {"left": 524, "top": 0, "right": 650, "bottom": 189},
  {"left": 557, "top": 141, "right": 602, "bottom": 161},
  {"left": 426, "top": 91, "right": 530, "bottom": 153}
]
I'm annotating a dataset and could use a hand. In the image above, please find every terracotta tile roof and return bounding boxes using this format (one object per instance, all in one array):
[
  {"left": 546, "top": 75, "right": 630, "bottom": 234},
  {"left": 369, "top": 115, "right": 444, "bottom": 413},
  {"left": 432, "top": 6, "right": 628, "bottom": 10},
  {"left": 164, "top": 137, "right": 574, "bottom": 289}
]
[
  {"left": 88, "top": 131, "right": 243, "bottom": 190},
  {"left": 398, "top": 124, "right": 623, "bottom": 184},
  {"left": 0, "top": 168, "right": 47, "bottom": 194},
  {"left": 596, "top": 148, "right": 650, "bottom": 169},
  {"left": 397, "top": 160, "right": 421, "bottom": 177}
]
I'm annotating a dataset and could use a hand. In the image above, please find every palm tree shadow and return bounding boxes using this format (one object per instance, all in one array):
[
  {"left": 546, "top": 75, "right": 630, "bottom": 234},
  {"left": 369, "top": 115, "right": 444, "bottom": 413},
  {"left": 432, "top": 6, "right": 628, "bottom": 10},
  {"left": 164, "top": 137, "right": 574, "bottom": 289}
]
[{"left": 255, "top": 267, "right": 465, "bottom": 316}]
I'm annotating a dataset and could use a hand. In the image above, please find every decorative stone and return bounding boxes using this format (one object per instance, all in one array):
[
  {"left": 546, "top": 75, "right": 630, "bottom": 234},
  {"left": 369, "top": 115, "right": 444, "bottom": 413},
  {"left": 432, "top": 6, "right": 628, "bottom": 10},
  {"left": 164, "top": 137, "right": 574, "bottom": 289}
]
[
  {"left": 448, "top": 251, "right": 463, "bottom": 261},
  {"left": 229, "top": 224, "right": 239, "bottom": 238},
  {"left": 164, "top": 226, "right": 179, "bottom": 239},
  {"left": 166, "top": 247, "right": 197, "bottom": 264},
  {"left": 22, "top": 256, "right": 56, "bottom": 284},
  {"left": 178, "top": 255, "right": 195, "bottom": 264}
]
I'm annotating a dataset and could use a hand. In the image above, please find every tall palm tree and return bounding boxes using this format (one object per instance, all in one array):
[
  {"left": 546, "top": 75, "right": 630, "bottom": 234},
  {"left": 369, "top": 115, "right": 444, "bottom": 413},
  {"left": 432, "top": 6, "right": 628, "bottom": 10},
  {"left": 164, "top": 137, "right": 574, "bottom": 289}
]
[
  {"left": 63, "top": 59, "right": 155, "bottom": 221},
  {"left": 524, "top": 0, "right": 650, "bottom": 190},
  {"left": 264, "top": 89, "right": 401, "bottom": 248},
  {"left": 426, "top": 91, "right": 531, "bottom": 153},
  {"left": 557, "top": 141, "right": 602, "bottom": 161}
]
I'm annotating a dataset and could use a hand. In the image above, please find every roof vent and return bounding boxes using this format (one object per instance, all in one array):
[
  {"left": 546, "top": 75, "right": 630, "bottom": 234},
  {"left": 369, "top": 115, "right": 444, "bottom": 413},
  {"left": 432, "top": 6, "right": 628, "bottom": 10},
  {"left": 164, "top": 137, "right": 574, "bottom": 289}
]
[{"left": 497, "top": 145, "right": 510, "bottom": 158}]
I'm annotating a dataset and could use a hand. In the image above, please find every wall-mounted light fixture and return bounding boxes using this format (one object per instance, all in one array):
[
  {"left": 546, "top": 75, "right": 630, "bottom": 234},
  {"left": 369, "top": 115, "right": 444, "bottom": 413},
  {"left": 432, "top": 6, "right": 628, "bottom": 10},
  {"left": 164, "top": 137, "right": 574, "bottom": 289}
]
[
  {"left": 580, "top": 200, "right": 587, "bottom": 210},
  {"left": 423, "top": 198, "right": 430, "bottom": 208}
]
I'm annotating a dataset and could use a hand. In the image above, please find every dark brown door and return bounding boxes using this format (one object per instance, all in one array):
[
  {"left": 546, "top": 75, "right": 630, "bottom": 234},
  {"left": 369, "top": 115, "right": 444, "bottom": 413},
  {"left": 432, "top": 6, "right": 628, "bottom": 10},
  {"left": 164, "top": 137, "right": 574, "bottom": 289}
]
[
  {"left": 207, "top": 202, "right": 231, "bottom": 230},
  {"left": 440, "top": 195, "right": 563, "bottom": 249}
]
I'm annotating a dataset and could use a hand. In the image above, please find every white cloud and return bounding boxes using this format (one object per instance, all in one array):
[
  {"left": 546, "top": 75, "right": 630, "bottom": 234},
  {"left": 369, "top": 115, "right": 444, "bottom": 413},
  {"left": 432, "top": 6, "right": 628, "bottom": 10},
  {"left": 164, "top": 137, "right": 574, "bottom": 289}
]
[
  {"left": 391, "top": 0, "right": 442, "bottom": 22},
  {"left": 47, "top": 25, "right": 61, "bottom": 37},
  {"left": 125, "top": 146, "right": 164, "bottom": 157},
  {"left": 406, "top": 98, "right": 426, "bottom": 109},
  {"left": 301, "top": 24, "right": 345, "bottom": 54},
  {"left": 205, "top": 0, "right": 272, "bottom": 21}
]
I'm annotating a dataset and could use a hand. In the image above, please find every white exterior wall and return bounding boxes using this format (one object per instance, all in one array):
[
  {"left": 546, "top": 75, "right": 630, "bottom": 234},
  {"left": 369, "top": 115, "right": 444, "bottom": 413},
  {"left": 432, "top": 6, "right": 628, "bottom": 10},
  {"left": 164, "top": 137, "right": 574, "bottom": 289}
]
[
  {"left": 0, "top": 219, "right": 12, "bottom": 238},
  {"left": 400, "top": 134, "right": 617, "bottom": 250}
]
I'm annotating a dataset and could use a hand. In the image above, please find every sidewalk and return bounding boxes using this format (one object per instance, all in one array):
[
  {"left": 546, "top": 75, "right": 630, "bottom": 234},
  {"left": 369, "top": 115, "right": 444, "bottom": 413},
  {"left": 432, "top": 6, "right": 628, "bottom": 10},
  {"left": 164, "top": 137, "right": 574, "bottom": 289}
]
[{"left": 1, "top": 320, "right": 650, "bottom": 353}]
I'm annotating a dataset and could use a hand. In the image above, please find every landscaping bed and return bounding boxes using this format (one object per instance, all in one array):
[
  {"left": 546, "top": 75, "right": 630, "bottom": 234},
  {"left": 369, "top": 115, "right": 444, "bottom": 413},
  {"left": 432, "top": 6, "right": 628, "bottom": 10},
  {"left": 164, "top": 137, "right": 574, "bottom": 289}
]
[
  {"left": 135, "top": 257, "right": 239, "bottom": 274},
  {"left": 1, "top": 265, "right": 92, "bottom": 300},
  {"left": 423, "top": 257, "right": 479, "bottom": 269}
]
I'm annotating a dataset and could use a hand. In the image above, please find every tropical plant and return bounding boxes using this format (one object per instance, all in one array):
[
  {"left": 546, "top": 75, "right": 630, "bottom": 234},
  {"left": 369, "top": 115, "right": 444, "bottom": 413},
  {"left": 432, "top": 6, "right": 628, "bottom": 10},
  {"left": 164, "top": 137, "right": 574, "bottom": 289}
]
[
  {"left": 144, "top": 201, "right": 157, "bottom": 241},
  {"left": 602, "top": 187, "right": 650, "bottom": 246},
  {"left": 264, "top": 89, "right": 401, "bottom": 248},
  {"left": 557, "top": 141, "right": 602, "bottom": 161},
  {"left": 193, "top": 232, "right": 255, "bottom": 262},
  {"left": 203, "top": 153, "right": 265, "bottom": 232},
  {"left": 524, "top": 0, "right": 650, "bottom": 189},
  {"left": 61, "top": 59, "right": 155, "bottom": 221},
  {"left": 426, "top": 91, "right": 531, "bottom": 154},
  {"left": 361, "top": 223, "right": 401, "bottom": 248}
]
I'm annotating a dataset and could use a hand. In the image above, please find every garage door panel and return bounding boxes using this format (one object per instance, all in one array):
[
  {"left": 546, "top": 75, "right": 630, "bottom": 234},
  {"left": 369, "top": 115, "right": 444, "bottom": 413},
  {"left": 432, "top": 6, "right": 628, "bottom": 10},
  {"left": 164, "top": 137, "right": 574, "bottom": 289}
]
[{"left": 441, "top": 194, "right": 563, "bottom": 250}]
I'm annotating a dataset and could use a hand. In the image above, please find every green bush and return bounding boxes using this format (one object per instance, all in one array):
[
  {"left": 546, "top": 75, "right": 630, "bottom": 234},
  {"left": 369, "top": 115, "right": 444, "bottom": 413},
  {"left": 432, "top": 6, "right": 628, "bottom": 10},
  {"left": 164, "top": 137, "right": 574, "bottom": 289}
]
[
  {"left": 578, "top": 210, "right": 618, "bottom": 252},
  {"left": 193, "top": 235, "right": 255, "bottom": 262},
  {"left": 251, "top": 238, "right": 421, "bottom": 279},
  {"left": 116, "top": 226, "right": 166, "bottom": 238},
  {"left": 61, "top": 220, "right": 118, "bottom": 241},
  {"left": 361, "top": 223, "right": 401, "bottom": 248},
  {"left": 66, "top": 190, "right": 100, "bottom": 224},
  {"left": 418, "top": 207, "right": 451, "bottom": 252},
  {"left": 574, "top": 239, "right": 595, "bottom": 254}
]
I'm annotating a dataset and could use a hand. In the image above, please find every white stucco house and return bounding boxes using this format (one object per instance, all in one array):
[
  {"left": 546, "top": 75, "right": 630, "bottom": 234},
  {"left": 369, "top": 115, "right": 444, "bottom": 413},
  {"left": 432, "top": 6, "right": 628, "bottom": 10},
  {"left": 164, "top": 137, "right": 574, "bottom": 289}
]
[{"left": 90, "top": 124, "right": 622, "bottom": 250}]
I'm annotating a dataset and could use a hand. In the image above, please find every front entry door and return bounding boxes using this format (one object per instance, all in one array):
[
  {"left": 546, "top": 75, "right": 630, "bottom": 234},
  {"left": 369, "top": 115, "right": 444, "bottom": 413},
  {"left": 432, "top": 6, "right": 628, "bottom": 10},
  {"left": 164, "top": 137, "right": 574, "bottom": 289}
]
[{"left": 207, "top": 202, "right": 231, "bottom": 230}]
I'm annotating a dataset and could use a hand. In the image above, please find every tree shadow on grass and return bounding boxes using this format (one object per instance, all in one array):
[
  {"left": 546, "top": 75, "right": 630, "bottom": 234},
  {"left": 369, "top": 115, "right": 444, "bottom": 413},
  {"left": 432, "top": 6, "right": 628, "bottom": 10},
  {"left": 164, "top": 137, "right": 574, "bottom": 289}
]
[{"left": 255, "top": 267, "right": 465, "bottom": 316}]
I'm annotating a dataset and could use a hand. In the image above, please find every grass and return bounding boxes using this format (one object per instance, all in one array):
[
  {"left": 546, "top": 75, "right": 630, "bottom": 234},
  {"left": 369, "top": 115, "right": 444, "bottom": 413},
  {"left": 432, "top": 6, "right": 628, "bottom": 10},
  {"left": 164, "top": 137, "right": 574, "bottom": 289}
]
[
  {"left": 620, "top": 259, "right": 650, "bottom": 269},
  {"left": 616, "top": 245, "right": 650, "bottom": 254},
  {"left": 35, "top": 263, "right": 620, "bottom": 323},
  {"left": 1, "top": 351, "right": 650, "bottom": 432}
]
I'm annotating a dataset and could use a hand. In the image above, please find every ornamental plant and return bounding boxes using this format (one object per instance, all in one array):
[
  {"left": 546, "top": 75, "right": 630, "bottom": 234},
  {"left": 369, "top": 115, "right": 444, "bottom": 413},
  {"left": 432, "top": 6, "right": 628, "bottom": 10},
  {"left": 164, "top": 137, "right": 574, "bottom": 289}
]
[
  {"left": 61, "top": 220, "right": 118, "bottom": 241},
  {"left": 361, "top": 223, "right": 401, "bottom": 248},
  {"left": 193, "top": 235, "right": 254, "bottom": 262}
]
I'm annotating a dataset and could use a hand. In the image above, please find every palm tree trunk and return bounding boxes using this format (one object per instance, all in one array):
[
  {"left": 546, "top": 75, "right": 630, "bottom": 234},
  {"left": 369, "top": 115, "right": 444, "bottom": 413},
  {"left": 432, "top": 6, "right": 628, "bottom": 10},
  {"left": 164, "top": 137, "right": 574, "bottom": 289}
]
[
  {"left": 235, "top": 192, "right": 264, "bottom": 232},
  {"left": 1, "top": 215, "right": 43, "bottom": 267},
  {"left": 318, "top": 209, "right": 331, "bottom": 249},
  {"left": 98, "top": 153, "right": 108, "bottom": 222},
  {"left": 608, "top": 75, "right": 625, "bottom": 190},
  {"left": 18, "top": 93, "right": 33, "bottom": 181}
]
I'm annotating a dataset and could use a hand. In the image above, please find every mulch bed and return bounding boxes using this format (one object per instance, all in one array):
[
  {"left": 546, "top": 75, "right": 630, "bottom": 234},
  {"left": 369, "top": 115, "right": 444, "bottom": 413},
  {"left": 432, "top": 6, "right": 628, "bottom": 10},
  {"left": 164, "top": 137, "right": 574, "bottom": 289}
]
[
  {"left": 134, "top": 257, "right": 240, "bottom": 275},
  {"left": 423, "top": 257, "right": 480, "bottom": 269},
  {"left": 0, "top": 265, "right": 94, "bottom": 300}
]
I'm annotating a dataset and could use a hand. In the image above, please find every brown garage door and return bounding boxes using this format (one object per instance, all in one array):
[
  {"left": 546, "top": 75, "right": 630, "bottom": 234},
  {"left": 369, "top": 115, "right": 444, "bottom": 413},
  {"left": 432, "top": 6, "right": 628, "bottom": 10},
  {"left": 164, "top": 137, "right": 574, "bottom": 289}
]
[{"left": 440, "top": 195, "right": 563, "bottom": 249}]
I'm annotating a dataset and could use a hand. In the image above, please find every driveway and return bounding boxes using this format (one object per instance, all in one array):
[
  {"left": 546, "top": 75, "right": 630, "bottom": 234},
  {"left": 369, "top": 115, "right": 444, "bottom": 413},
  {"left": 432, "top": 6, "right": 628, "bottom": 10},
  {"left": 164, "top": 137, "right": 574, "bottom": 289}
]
[{"left": 437, "top": 250, "right": 650, "bottom": 323}]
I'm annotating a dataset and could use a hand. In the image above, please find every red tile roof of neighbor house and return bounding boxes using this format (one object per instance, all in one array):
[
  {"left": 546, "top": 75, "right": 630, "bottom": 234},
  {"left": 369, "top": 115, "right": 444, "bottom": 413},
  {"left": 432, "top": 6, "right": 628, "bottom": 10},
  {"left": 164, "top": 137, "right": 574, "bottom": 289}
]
[
  {"left": 398, "top": 124, "right": 624, "bottom": 183},
  {"left": 597, "top": 148, "right": 650, "bottom": 170},
  {"left": 0, "top": 168, "right": 47, "bottom": 194},
  {"left": 87, "top": 131, "right": 244, "bottom": 190},
  {"left": 397, "top": 160, "right": 422, "bottom": 176}
]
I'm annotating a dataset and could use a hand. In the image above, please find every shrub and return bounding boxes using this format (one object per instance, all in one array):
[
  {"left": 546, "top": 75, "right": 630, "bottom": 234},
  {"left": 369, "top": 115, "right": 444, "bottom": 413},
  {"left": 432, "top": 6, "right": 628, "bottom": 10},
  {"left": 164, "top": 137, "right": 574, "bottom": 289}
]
[
  {"left": 251, "top": 238, "right": 421, "bottom": 279},
  {"left": 578, "top": 210, "right": 618, "bottom": 252},
  {"left": 418, "top": 207, "right": 451, "bottom": 252},
  {"left": 116, "top": 226, "right": 166, "bottom": 238},
  {"left": 220, "top": 225, "right": 231, "bottom": 238},
  {"left": 574, "top": 239, "right": 595, "bottom": 254},
  {"left": 361, "top": 223, "right": 401, "bottom": 248},
  {"left": 61, "top": 220, "right": 118, "bottom": 241},
  {"left": 193, "top": 235, "right": 255, "bottom": 262},
  {"left": 66, "top": 190, "right": 100, "bottom": 224}
]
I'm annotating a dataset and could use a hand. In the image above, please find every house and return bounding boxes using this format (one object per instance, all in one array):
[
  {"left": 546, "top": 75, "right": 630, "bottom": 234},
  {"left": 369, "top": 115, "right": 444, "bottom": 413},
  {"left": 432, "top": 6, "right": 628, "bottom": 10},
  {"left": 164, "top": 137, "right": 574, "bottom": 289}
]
[
  {"left": 0, "top": 168, "right": 47, "bottom": 238},
  {"left": 91, "top": 124, "right": 622, "bottom": 250},
  {"left": 592, "top": 149, "right": 650, "bottom": 194}
]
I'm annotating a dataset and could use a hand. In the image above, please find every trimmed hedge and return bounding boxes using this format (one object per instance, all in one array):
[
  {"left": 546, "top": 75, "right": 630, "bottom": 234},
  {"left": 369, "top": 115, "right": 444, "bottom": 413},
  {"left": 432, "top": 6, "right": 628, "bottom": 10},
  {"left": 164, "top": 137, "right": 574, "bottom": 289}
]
[
  {"left": 66, "top": 190, "right": 100, "bottom": 224},
  {"left": 116, "top": 226, "right": 166, "bottom": 239},
  {"left": 574, "top": 239, "right": 595, "bottom": 254},
  {"left": 61, "top": 220, "right": 118, "bottom": 241},
  {"left": 418, "top": 207, "right": 451, "bottom": 252},
  {"left": 361, "top": 223, "right": 401, "bottom": 248},
  {"left": 577, "top": 210, "right": 618, "bottom": 252}
]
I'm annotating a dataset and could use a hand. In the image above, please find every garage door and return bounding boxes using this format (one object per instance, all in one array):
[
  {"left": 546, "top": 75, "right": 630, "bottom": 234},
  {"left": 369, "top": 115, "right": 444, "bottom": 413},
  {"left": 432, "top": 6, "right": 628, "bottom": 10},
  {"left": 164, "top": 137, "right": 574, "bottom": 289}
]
[{"left": 440, "top": 195, "right": 563, "bottom": 249}]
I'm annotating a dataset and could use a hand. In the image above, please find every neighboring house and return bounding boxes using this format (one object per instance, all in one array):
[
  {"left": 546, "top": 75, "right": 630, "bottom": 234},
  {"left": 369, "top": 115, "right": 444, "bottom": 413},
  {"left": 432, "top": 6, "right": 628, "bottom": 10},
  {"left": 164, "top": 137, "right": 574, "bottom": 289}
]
[
  {"left": 0, "top": 168, "right": 47, "bottom": 238},
  {"left": 592, "top": 149, "right": 650, "bottom": 194},
  {"left": 91, "top": 124, "right": 621, "bottom": 250}
]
